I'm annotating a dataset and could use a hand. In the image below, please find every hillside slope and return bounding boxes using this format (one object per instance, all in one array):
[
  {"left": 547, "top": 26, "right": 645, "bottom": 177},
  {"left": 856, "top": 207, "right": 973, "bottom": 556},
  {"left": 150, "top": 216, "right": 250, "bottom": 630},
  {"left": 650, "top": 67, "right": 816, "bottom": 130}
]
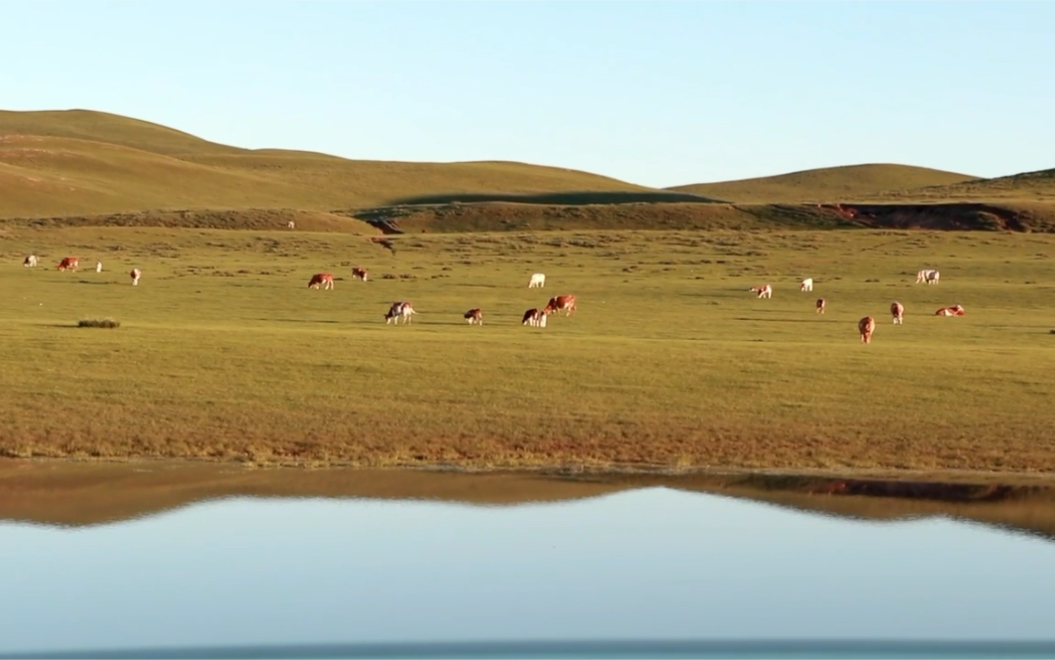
[
  {"left": 877, "top": 167, "right": 1055, "bottom": 202},
  {"left": 668, "top": 163, "right": 976, "bottom": 203},
  {"left": 0, "top": 109, "right": 654, "bottom": 218}
]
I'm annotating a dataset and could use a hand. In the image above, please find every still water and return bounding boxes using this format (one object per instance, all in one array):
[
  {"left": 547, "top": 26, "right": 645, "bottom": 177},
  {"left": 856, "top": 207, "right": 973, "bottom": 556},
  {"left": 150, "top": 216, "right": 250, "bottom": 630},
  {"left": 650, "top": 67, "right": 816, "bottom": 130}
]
[{"left": 2, "top": 486, "right": 1055, "bottom": 658}]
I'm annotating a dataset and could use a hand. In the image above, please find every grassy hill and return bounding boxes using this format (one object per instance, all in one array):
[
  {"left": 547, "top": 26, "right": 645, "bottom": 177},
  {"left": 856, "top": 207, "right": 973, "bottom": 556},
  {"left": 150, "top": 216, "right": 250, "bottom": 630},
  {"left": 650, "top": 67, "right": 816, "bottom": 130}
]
[
  {"left": 667, "top": 163, "right": 977, "bottom": 203},
  {"left": 0, "top": 109, "right": 655, "bottom": 218},
  {"left": 877, "top": 167, "right": 1055, "bottom": 203}
]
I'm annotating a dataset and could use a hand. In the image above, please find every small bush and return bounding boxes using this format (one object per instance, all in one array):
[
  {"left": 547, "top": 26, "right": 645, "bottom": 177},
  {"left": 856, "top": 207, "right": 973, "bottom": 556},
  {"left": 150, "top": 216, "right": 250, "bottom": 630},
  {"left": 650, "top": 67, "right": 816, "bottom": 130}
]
[{"left": 78, "top": 318, "right": 121, "bottom": 329}]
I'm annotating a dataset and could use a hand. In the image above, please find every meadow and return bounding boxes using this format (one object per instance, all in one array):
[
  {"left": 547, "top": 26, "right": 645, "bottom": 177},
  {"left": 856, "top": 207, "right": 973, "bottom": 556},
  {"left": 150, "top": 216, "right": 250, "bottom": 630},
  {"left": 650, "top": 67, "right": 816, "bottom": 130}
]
[{"left": 1, "top": 223, "right": 1054, "bottom": 475}]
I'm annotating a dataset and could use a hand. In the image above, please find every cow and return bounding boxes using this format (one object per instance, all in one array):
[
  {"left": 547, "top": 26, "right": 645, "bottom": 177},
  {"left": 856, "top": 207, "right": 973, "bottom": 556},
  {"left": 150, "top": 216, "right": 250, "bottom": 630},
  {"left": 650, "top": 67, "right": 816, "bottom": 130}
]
[
  {"left": 935, "top": 305, "right": 965, "bottom": 317},
  {"left": 351, "top": 267, "right": 369, "bottom": 282},
  {"left": 522, "top": 308, "right": 548, "bottom": 327},
  {"left": 528, "top": 273, "right": 546, "bottom": 288},
  {"left": 916, "top": 269, "right": 940, "bottom": 285},
  {"left": 308, "top": 273, "right": 335, "bottom": 290},
  {"left": 891, "top": 301, "right": 904, "bottom": 324},
  {"left": 23, "top": 255, "right": 38, "bottom": 268},
  {"left": 544, "top": 294, "right": 577, "bottom": 317},
  {"left": 57, "top": 257, "right": 79, "bottom": 271},
  {"left": 859, "top": 316, "right": 876, "bottom": 344},
  {"left": 800, "top": 278, "right": 814, "bottom": 292},
  {"left": 130, "top": 268, "right": 142, "bottom": 286},
  {"left": 816, "top": 298, "right": 826, "bottom": 314},
  {"left": 385, "top": 301, "right": 416, "bottom": 325},
  {"left": 464, "top": 308, "right": 483, "bottom": 325},
  {"left": 287, "top": 221, "right": 296, "bottom": 229},
  {"left": 750, "top": 284, "right": 772, "bottom": 299},
  {"left": 95, "top": 262, "right": 103, "bottom": 273}
]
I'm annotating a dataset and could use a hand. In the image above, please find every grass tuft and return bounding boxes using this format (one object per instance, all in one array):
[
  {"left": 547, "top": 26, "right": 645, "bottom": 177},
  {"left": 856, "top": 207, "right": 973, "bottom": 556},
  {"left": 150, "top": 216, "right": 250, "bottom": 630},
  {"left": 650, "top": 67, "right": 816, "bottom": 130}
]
[{"left": 78, "top": 318, "right": 121, "bottom": 328}]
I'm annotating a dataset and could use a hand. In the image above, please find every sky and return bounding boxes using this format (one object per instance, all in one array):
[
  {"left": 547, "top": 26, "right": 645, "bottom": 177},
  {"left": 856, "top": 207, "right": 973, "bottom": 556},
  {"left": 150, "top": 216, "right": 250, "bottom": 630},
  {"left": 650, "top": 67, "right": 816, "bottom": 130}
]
[{"left": 1, "top": 1, "right": 1053, "bottom": 189}]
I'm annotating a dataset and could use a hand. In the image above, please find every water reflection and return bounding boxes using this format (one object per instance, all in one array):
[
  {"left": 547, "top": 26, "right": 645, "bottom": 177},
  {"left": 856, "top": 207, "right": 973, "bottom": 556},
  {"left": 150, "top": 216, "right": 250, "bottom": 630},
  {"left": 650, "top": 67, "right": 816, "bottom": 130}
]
[{"left": 2, "top": 483, "right": 1055, "bottom": 657}]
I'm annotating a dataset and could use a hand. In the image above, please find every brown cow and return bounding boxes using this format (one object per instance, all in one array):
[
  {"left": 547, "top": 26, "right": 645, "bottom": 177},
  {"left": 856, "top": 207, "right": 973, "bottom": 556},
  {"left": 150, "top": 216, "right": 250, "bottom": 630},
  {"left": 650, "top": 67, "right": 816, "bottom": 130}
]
[
  {"left": 816, "top": 298, "right": 826, "bottom": 314},
  {"left": 522, "top": 308, "right": 548, "bottom": 327},
  {"left": 464, "top": 308, "right": 483, "bottom": 325},
  {"left": 543, "top": 294, "right": 576, "bottom": 317},
  {"left": 308, "top": 273, "right": 335, "bottom": 290},
  {"left": 891, "top": 301, "right": 904, "bottom": 324},
  {"left": 351, "top": 267, "right": 369, "bottom": 282},
  {"left": 935, "top": 305, "right": 964, "bottom": 317},
  {"left": 859, "top": 316, "right": 876, "bottom": 344},
  {"left": 57, "top": 257, "right": 79, "bottom": 272}
]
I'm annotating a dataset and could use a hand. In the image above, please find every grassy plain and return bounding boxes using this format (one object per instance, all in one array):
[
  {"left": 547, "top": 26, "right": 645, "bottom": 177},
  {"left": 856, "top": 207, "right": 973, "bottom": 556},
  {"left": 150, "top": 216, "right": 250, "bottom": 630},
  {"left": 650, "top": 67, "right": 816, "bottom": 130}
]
[{"left": 2, "top": 224, "right": 1054, "bottom": 474}]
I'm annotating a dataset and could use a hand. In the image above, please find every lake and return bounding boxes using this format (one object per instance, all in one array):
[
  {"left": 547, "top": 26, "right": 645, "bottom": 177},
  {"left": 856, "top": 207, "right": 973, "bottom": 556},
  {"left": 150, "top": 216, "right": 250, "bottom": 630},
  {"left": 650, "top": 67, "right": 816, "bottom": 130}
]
[{"left": 2, "top": 465, "right": 1055, "bottom": 659}]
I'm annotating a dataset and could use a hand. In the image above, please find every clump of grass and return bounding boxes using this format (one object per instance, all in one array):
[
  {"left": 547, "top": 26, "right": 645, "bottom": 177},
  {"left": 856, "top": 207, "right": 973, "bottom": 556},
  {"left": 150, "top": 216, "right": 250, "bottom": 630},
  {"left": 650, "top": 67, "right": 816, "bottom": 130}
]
[{"left": 78, "top": 318, "right": 121, "bottom": 329}]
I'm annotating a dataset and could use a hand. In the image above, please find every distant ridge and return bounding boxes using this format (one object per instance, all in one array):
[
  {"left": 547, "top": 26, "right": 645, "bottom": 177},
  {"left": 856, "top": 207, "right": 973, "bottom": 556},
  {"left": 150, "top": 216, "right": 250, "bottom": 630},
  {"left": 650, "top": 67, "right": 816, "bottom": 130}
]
[{"left": 667, "top": 163, "right": 977, "bottom": 203}]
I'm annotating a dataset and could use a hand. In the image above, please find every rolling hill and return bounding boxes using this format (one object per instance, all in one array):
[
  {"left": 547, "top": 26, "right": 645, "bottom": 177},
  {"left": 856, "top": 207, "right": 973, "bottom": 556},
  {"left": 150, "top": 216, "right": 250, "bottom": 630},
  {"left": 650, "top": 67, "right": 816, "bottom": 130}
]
[
  {"left": 876, "top": 167, "right": 1055, "bottom": 202},
  {"left": 0, "top": 109, "right": 660, "bottom": 218},
  {"left": 667, "top": 163, "right": 978, "bottom": 203}
]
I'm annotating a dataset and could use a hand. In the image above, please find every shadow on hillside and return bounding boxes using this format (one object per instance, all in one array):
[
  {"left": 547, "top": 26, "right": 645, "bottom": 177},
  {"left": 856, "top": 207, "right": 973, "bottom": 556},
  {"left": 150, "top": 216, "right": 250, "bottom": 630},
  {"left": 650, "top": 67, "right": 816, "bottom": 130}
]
[{"left": 386, "top": 190, "right": 728, "bottom": 206}]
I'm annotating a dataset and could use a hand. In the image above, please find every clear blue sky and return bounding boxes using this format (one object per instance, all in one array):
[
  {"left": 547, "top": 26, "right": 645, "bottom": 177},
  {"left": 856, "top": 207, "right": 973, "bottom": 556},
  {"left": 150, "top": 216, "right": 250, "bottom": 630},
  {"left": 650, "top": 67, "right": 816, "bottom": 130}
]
[{"left": 2, "top": 2, "right": 1052, "bottom": 188}]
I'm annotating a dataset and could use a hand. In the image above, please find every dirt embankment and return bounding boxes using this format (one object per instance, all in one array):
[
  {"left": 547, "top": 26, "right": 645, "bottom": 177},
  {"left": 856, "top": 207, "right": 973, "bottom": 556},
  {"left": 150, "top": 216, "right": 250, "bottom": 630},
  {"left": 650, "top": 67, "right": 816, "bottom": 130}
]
[{"left": 348, "top": 201, "right": 1055, "bottom": 234}]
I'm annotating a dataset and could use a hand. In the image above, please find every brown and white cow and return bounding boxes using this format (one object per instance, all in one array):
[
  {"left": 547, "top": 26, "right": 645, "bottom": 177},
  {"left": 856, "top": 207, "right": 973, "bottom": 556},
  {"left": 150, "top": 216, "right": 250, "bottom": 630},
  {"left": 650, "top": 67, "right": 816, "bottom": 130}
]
[
  {"left": 522, "top": 308, "right": 548, "bottom": 327},
  {"left": 351, "top": 267, "right": 369, "bottom": 282},
  {"left": 816, "top": 298, "right": 826, "bottom": 314},
  {"left": 750, "top": 284, "right": 772, "bottom": 299},
  {"left": 23, "top": 255, "right": 38, "bottom": 268},
  {"left": 891, "top": 301, "right": 904, "bottom": 324},
  {"left": 464, "top": 308, "right": 483, "bottom": 325},
  {"left": 858, "top": 316, "right": 876, "bottom": 344},
  {"left": 544, "top": 294, "right": 576, "bottom": 317},
  {"left": 799, "top": 278, "right": 814, "bottom": 292},
  {"left": 935, "top": 305, "right": 965, "bottom": 317},
  {"left": 130, "top": 268, "right": 142, "bottom": 286},
  {"left": 57, "top": 257, "right": 79, "bottom": 272},
  {"left": 308, "top": 273, "right": 335, "bottom": 290},
  {"left": 386, "top": 301, "right": 416, "bottom": 324}
]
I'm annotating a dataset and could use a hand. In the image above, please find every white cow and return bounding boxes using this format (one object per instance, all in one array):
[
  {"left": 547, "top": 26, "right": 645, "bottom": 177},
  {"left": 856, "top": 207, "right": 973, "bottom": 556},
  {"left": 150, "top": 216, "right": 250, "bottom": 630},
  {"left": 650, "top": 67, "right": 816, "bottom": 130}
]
[
  {"left": 528, "top": 273, "right": 546, "bottom": 288},
  {"left": 799, "top": 277, "right": 813, "bottom": 292},
  {"left": 23, "top": 255, "right": 38, "bottom": 268},
  {"left": 287, "top": 221, "right": 296, "bottom": 229},
  {"left": 916, "top": 269, "right": 940, "bottom": 285},
  {"left": 130, "top": 268, "right": 142, "bottom": 286},
  {"left": 95, "top": 262, "right": 103, "bottom": 273}
]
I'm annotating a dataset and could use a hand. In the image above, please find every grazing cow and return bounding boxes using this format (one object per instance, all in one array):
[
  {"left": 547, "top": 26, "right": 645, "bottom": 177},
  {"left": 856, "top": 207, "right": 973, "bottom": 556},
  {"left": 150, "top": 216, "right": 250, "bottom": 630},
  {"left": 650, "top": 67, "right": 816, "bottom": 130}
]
[
  {"left": 57, "top": 257, "right": 79, "bottom": 272},
  {"left": 95, "top": 262, "right": 103, "bottom": 273},
  {"left": 130, "top": 268, "right": 142, "bottom": 286},
  {"left": 287, "top": 221, "right": 296, "bottom": 229},
  {"left": 750, "top": 284, "right": 773, "bottom": 299},
  {"left": 308, "top": 273, "right": 335, "bottom": 290},
  {"left": 544, "top": 294, "right": 577, "bottom": 317},
  {"left": 528, "top": 273, "right": 546, "bottom": 289},
  {"left": 816, "top": 298, "right": 826, "bottom": 314},
  {"left": 800, "top": 278, "right": 814, "bottom": 292},
  {"left": 385, "top": 301, "right": 416, "bottom": 324},
  {"left": 522, "top": 308, "right": 548, "bottom": 327},
  {"left": 464, "top": 308, "right": 483, "bottom": 325},
  {"left": 891, "top": 301, "right": 904, "bottom": 324},
  {"left": 351, "top": 267, "right": 369, "bottom": 282},
  {"left": 935, "top": 305, "right": 965, "bottom": 317},
  {"left": 916, "top": 269, "right": 940, "bottom": 285},
  {"left": 23, "top": 255, "right": 38, "bottom": 268},
  {"left": 858, "top": 316, "right": 876, "bottom": 344}
]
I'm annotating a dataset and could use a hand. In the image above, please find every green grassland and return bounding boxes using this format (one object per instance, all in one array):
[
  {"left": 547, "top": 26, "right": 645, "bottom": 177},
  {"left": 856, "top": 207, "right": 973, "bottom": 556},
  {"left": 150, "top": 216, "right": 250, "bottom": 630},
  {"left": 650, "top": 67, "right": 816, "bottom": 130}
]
[{"left": 2, "top": 224, "right": 1054, "bottom": 474}]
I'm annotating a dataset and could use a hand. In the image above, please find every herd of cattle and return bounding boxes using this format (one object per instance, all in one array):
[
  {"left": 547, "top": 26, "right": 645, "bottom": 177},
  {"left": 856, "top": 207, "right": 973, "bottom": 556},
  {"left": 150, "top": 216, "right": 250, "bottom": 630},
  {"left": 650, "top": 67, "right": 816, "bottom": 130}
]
[
  {"left": 25, "top": 252, "right": 960, "bottom": 341},
  {"left": 753, "top": 269, "right": 962, "bottom": 344}
]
